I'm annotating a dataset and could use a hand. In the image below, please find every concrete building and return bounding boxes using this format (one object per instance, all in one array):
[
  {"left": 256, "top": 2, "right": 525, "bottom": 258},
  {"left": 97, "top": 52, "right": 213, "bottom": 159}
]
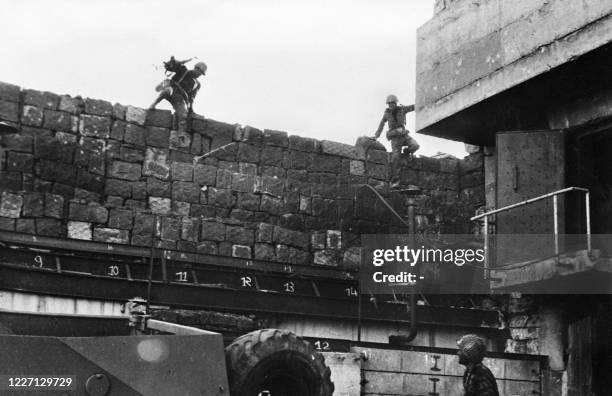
[{"left": 417, "top": 1, "right": 612, "bottom": 394}]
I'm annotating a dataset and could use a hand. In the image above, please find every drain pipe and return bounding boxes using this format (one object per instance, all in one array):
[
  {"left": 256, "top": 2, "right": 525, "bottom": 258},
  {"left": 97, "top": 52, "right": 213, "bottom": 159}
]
[
  {"left": 360, "top": 184, "right": 420, "bottom": 344},
  {"left": 389, "top": 185, "right": 421, "bottom": 344}
]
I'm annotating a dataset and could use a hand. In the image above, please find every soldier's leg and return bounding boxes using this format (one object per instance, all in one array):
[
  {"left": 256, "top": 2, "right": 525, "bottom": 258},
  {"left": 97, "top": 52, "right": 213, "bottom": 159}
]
[
  {"left": 149, "top": 82, "right": 173, "bottom": 110},
  {"left": 149, "top": 91, "right": 170, "bottom": 110},
  {"left": 389, "top": 137, "right": 403, "bottom": 185},
  {"left": 169, "top": 95, "right": 188, "bottom": 132},
  {"left": 149, "top": 94, "right": 162, "bottom": 110},
  {"left": 403, "top": 134, "right": 420, "bottom": 155}
]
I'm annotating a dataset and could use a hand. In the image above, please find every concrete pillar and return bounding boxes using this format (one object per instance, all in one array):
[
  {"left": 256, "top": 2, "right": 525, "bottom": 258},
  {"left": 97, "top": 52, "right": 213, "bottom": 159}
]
[
  {"left": 483, "top": 146, "right": 496, "bottom": 209},
  {"left": 539, "top": 305, "right": 566, "bottom": 371}
]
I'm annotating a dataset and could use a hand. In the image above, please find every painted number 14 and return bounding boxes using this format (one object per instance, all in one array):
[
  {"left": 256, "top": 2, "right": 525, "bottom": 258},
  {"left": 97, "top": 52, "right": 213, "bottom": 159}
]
[{"left": 345, "top": 287, "right": 358, "bottom": 297}]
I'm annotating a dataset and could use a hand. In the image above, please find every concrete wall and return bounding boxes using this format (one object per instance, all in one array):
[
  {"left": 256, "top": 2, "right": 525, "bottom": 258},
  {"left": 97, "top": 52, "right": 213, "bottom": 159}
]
[
  {"left": 433, "top": 0, "right": 467, "bottom": 15},
  {"left": 547, "top": 82, "right": 612, "bottom": 130},
  {"left": 416, "top": 0, "right": 612, "bottom": 134},
  {"left": 354, "top": 345, "right": 541, "bottom": 395},
  {"left": 0, "top": 81, "right": 484, "bottom": 270},
  {"left": 321, "top": 352, "right": 361, "bottom": 396},
  {"left": 0, "top": 290, "right": 125, "bottom": 317}
]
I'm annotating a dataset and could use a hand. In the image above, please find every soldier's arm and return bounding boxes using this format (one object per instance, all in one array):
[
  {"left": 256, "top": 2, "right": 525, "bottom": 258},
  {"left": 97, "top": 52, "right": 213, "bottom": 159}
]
[
  {"left": 402, "top": 104, "right": 415, "bottom": 113},
  {"left": 192, "top": 80, "right": 201, "bottom": 96},
  {"left": 188, "top": 81, "right": 201, "bottom": 112},
  {"left": 374, "top": 114, "right": 387, "bottom": 139}
]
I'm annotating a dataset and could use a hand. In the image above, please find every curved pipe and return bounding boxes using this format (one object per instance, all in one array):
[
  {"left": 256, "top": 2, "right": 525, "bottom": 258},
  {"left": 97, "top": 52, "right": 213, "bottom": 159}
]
[
  {"left": 358, "top": 184, "right": 419, "bottom": 344},
  {"left": 387, "top": 271, "right": 418, "bottom": 344}
]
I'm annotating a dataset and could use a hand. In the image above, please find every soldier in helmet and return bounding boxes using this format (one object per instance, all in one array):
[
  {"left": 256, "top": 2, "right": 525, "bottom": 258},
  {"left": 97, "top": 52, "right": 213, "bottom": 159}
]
[
  {"left": 372, "top": 94, "right": 420, "bottom": 187},
  {"left": 149, "top": 58, "right": 207, "bottom": 132},
  {"left": 457, "top": 334, "right": 499, "bottom": 396}
]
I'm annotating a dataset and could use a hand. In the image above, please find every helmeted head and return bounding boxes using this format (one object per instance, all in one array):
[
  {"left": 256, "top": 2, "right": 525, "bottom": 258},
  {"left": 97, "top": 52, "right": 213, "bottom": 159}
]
[
  {"left": 386, "top": 94, "right": 398, "bottom": 109},
  {"left": 457, "top": 334, "right": 486, "bottom": 365},
  {"left": 194, "top": 62, "right": 207, "bottom": 76}
]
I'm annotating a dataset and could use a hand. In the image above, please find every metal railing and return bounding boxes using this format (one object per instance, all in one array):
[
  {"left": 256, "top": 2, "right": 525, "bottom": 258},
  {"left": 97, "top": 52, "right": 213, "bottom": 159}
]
[{"left": 470, "top": 187, "right": 591, "bottom": 278}]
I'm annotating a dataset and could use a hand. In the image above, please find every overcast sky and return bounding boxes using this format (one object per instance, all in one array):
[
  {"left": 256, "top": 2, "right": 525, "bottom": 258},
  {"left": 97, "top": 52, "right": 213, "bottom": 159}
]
[{"left": 1, "top": 0, "right": 466, "bottom": 157}]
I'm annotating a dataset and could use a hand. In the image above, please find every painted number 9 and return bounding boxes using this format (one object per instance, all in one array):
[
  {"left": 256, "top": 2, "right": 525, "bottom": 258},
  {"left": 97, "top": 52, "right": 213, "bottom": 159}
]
[{"left": 34, "top": 255, "right": 44, "bottom": 268}]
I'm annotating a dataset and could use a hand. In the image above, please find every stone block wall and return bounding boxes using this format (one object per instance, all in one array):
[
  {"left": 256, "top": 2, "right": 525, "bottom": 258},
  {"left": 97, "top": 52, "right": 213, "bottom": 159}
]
[
  {"left": 0, "top": 81, "right": 484, "bottom": 269},
  {"left": 395, "top": 151, "right": 484, "bottom": 234},
  {"left": 505, "top": 295, "right": 540, "bottom": 355}
]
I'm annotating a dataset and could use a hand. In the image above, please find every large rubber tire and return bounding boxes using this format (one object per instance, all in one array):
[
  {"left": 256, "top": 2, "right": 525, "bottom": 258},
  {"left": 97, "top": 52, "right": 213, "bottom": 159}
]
[{"left": 225, "top": 329, "right": 334, "bottom": 396}]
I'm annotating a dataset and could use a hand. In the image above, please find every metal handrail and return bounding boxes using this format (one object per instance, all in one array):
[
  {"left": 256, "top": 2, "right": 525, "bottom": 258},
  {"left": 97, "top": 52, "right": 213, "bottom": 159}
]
[{"left": 470, "top": 186, "right": 591, "bottom": 278}]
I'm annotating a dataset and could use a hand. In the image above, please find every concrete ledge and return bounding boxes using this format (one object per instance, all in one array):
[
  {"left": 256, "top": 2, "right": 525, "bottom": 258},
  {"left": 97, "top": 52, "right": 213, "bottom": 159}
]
[
  {"left": 417, "top": 4, "right": 612, "bottom": 135},
  {"left": 490, "top": 249, "right": 612, "bottom": 292}
]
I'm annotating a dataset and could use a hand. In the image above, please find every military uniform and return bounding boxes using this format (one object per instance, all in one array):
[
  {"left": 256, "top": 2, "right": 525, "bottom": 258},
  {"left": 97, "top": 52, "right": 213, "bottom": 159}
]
[
  {"left": 150, "top": 59, "right": 206, "bottom": 132},
  {"left": 165, "top": 69, "right": 201, "bottom": 132},
  {"left": 374, "top": 104, "right": 419, "bottom": 155},
  {"left": 457, "top": 334, "right": 499, "bottom": 396},
  {"left": 374, "top": 103, "right": 419, "bottom": 185},
  {"left": 463, "top": 362, "right": 499, "bottom": 396}
]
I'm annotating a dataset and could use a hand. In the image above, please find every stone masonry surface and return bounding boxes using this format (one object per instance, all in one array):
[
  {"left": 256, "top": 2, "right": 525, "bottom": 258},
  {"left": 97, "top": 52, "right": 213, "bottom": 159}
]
[{"left": 0, "top": 81, "right": 484, "bottom": 268}]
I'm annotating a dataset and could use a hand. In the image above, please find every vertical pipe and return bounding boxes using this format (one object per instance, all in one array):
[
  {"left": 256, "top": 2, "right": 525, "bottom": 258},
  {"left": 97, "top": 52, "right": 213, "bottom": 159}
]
[
  {"left": 585, "top": 191, "right": 591, "bottom": 253},
  {"left": 357, "top": 287, "right": 362, "bottom": 342},
  {"left": 146, "top": 215, "right": 157, "bottom": 315},
  {"left": 161, "top": 251, "right": 168, "bottom": 282},
  {"left": 553, "top": 194, "right": 559, "bottom": 259},
  {"left": 146, "top": 245, "right": 154, "bottom": 315},
  {"left": 407, "top": 199, "right": 415, "bottom": 236},
  {"left": 483, "top": 216, "right": 488, "bottom": 280},
  {"left": 405, "top": 195, "right": 418, "bottom": 342}
]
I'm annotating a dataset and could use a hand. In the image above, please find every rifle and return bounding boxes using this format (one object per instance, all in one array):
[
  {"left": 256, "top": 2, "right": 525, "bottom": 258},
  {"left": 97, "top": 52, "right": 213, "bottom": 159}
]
[{"left": 163, "top": 56, "right": 194, "bottom": 75}]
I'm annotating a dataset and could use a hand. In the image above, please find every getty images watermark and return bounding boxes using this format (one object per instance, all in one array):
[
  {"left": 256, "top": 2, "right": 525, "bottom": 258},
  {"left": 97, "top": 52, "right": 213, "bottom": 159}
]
[
  {"left": 361, "top": 234, "right": 489, "bottom": 294},
  {"left": 371, "top": 245, "right": 485, "bottom": 283},
  {"left": 361, "top": 233, "right": 611, "bottom": 294}
]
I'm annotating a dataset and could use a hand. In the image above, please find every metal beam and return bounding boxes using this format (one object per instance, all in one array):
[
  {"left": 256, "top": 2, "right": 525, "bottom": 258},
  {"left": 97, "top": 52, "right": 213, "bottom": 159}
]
[
  {"left": 0, "top": 231, "right": 356, "bottom": 281},
  {"left": 145, "top": 319, "right": 218, "bottom": 336},
  {"left": 0, "top": 264, "right": 500, "bottom": 328}
]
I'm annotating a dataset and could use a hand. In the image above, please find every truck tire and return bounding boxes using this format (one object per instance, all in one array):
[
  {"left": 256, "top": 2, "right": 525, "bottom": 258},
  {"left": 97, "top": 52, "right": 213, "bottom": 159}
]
[{"left": 225, "top": 329, "right": 334, "bottom": 396}]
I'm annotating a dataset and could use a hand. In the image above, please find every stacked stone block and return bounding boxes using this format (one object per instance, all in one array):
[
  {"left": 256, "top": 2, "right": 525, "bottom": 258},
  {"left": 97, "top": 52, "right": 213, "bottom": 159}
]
[
  {"left": 0, "top": 81, "right": 484, "bottom": 268},
  {"left": 391, "top": 151, "right": 484, "bottom": 234},
  {"left": 504, "top": 295, "right": 540, "bottom": 355}
]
